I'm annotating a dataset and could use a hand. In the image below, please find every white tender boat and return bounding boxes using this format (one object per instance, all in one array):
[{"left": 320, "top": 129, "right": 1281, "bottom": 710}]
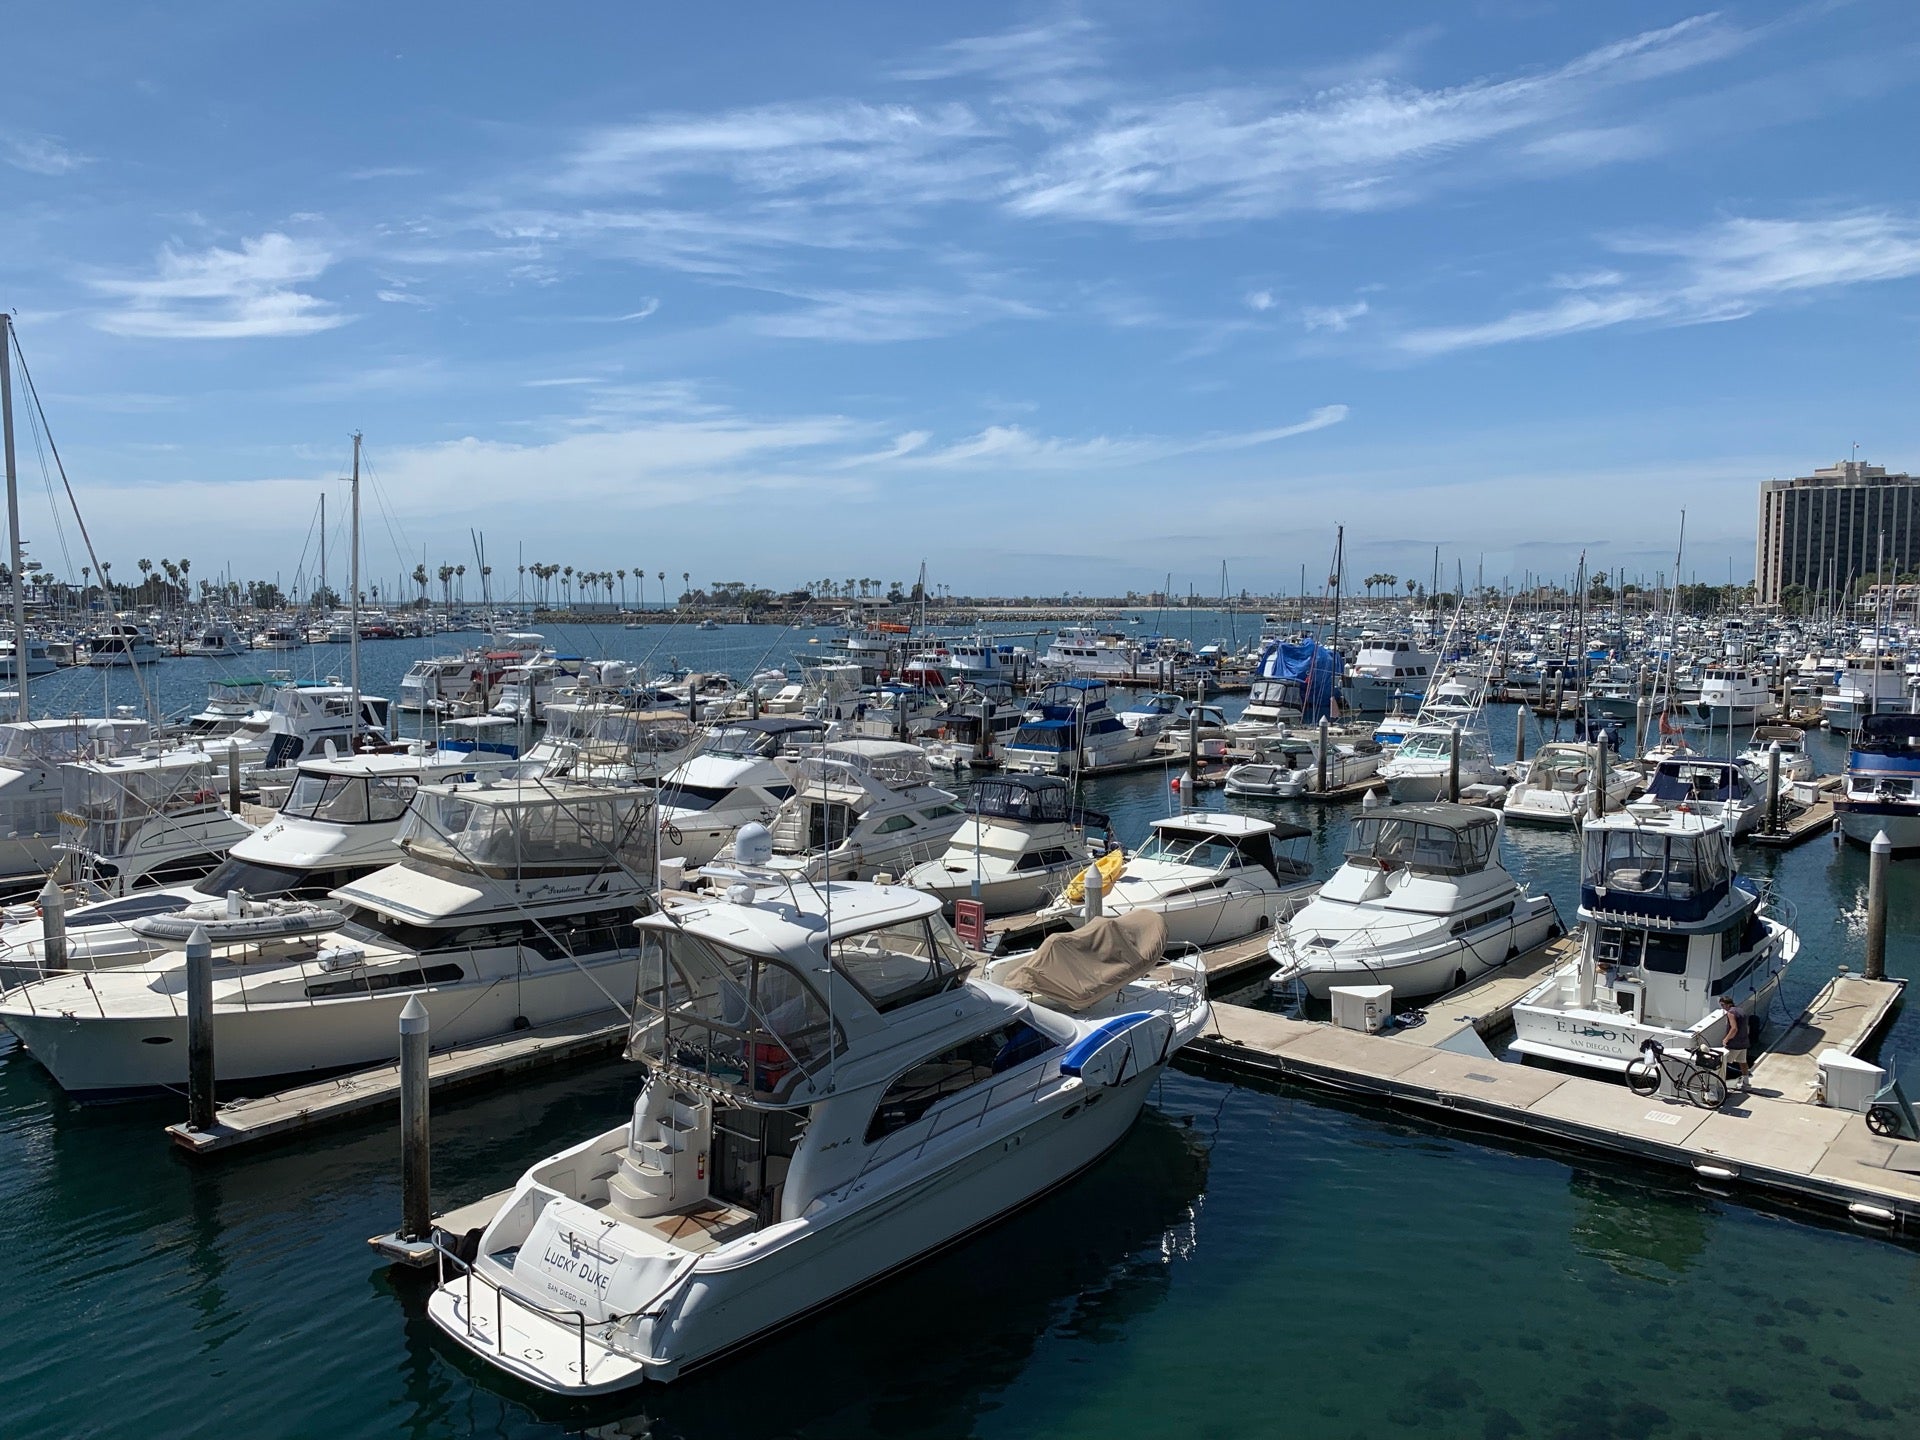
[
  {"left": 901, "top": 773, "right": 1108, "bottom": 916},
  {"left": 1059, "top": 812, "right": 1316, "bottom": 949},
  {"left": 1266, "top": 803, "right": 1560, "bottom": 1001},
  {"left": 425, "top": 868, "right": 1207, "bottom": 1393},
  {"left": 1508, "top": 802, "right": 1798, "bottom": 1073},
  {"left": 1502, "top": 742, "right": 1642, "bottom": 827},
  {"left": 0, "top": 778, "right": 656, "bottom": 1096}
]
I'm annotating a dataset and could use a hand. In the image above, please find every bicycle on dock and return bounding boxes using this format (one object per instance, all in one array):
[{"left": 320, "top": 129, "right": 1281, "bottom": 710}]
[{"left": 1625, "top": 1037, "right": 1730, "bottom": 1109}]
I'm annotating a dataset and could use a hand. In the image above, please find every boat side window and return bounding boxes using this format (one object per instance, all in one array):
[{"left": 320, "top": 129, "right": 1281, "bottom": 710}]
[
  {"left": 830, "top": 917, "right": 967, "bottom": 1012},
  {"left": 1642, "top": 931, "right": 1689, "bottom": 974},
  {"left": 871, "top": 814, "right": 917, "bottom": 835},
  {"left": 305, "top": 961, "right": 464, "bottom": 999},
  {"left": 865, "top": 1022, "right": 1053, "bottom": 1143},
  {"left": 367, "top": 777, "right": 417, "bottom": 823}
]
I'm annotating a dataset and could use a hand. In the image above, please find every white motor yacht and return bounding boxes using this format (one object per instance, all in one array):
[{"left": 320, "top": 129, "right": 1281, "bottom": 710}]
[
  {"left": 1223, "top": 733, "right": 1383, "bottom": 799},
  {"left": 1508, "top": 802, "right": 1798, "bottom": 1072},
  {"left": 400, "top": 655, "right": 478, "bottom": 712},
  {"left": 1690, "top": 666, "right": 1778, "bottom": 725},
  {"left": 1116, "top": 692, "right": 1190, "bottom": 734},
  {"left": 251, "top": 622, "right": 306, "bottom": 652},
  {"left": 424, "top": 867, "right": 1207, "bottom": 1393},
  {"left": 190, "top": 622, "right": 249, "bottom": 658},
  {"left": 902, "top": 773, "right": 1108, "bottom": 916},
  {"left": 1345, "top": 637, "right": 1436, "bottom": 713},
  {"left": 0, "top": 636, "right": 57, "bottom": 679},
  {"left": 1379, "top": 724, "right": 1506, "bottom": 802},
  {"left": 653, "top": 717, "right": 822, "bottom": 867},
  {"left": 1056, "top": 812, "right": 1317, "bottom": 949},
  {"left": 1266, "top": 803, "right": 1561, "bottom": 1001},
  {"left": 0, "top": 716, "right": 152, "bottom": 895},
  {"left": 1641, "top": 756, "right": 1762, "bottom": 837},
  {"left": 1001, "top": 680, "right": 1162, "bottom": 775},
  {"left": 716, "top": 740, "right": 965, "bottom": 881},
  {"left": 85, "top": 621, "right": 159, "bottom": 666},
  {"left": 0, "top": 778, "right": 656, "bottom": 1096},
  {"left": 56, "top": 746, "right": 256, "bottom": 897},
  {"left": 1821, "top": 654, "right": 1906, "bottom": 733},
  {"left": 1736, "top": 725, "right": 1815, "bottom": 786},
  {"left": 1833, "top": 713, "right": 1920, "bottom": 852},
  {"left": 1223, "top": 675, "right": 1302, "bottom": 741},
  {"left": 0, "top": 747, "right": 520, "bottom": 982},
  {"left": 1502, "top": 742, "right": 1642, "bottom": 827}
]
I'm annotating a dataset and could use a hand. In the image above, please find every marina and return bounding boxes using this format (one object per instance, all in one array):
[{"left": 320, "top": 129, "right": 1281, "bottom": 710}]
[{"left": 9, "top": 5, "right": 1920, "bottom": 1435}]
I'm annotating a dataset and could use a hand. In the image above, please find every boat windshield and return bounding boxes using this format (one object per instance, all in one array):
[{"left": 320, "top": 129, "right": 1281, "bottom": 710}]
[
  {"left": 1345, "top": 814, "right": 1496, "bottom": 875},
  {"left": 969, "top": 778, "right": 1070, "bottom": 824},
  {"left": 281, "top": 772, "right": 417, "bottom": 824},
  {"left": 628, "top": 928, "right": 842, "bottom": 1104},
  {"left": 1582, "top": 824, "right": 1730, "bottom": 908},
  {"left": 1395, "top": 731, "right": 1458, "bottom": 762},
  {"left": 1136, "top": 830, "right": 1245, "bottom": 869},
  {"left": 398, "top": 784, "right": 653, "bottom": 875}
]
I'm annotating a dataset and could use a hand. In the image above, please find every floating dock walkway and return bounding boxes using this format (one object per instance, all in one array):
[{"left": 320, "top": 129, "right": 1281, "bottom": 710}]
[
  {"left": 1185, "top": 967, "right": 1915, "bottom": 1231},
  {"left": 166, "top": 1011, "right": 628, "bottom": 1155}
]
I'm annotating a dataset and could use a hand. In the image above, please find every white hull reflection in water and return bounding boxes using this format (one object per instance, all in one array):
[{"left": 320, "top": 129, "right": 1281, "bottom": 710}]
[
  {"left": 0, "top": 778, "right": 656, "bottom": 1096},
  {"left": 427, "top": 873, "right": 1209, "bottom": 1393}
]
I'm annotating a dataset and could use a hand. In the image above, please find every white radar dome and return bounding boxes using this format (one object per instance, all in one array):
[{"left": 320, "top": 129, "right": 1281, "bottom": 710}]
[{"left": 734, "top": 822, "right": 774, "bottom": 868}]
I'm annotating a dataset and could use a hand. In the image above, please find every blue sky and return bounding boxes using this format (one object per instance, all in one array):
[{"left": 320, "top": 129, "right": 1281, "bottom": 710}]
[{"left": 3, "top": 1, "right": 1917, "bottom": 600}]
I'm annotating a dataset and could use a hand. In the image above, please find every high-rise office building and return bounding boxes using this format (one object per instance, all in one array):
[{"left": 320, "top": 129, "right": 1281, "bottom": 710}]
[{"left": 1755, "top": 459, "right": 1920, "bottom": 606}]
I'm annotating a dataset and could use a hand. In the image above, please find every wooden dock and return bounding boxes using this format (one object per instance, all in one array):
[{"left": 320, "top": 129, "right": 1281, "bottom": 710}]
[
  {"left": 1186, "top": 971, "right": 1917, "bottom": 1231},
  {"left": 166, "top": 1011, "right": 628, "bottom": 1155},
  {"left": 1747, "top": 778, "right": 1842, "bottom": 850}
]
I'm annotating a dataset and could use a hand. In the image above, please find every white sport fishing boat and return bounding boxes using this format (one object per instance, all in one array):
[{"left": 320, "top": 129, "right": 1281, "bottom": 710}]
[
  {"left": 1502, "top": 742, "right": 1642, "bottom": 828},
  {"left": 56, "top": 746, "right": 256, "bottom": 896},
  {"left": 0, "top": 716, "right": 151, "bottom": 895},
  {"left": 0, "top": 778, "right": 655, "bottom": 1097},
  {"left": 1508, "top": 802, "right": 1798, "bottom": 1073},
  {"left": 652, "top": 717, "right": 822, "bottom": 867},
  {"left": 901, "top": 773, "right": 1108, "bottom": 916},
  {"left": 1050, "top": 812, "right": 1316, "bottom": 949},
  {"left": 424, "top": 853, "right": 1207, "bottom": 1393},
  {"left": 1378, "top": 723, "right": 1506, "bottom": 802},
  {"left": 1222, "top": 733, "right": 1383, "bottom": 799},
  {"left": 716, "top": 740, "right": 966, "bottom": 881},
  {"left": 1266, "top": 803, "right": 1560, "bottom": 1001}
]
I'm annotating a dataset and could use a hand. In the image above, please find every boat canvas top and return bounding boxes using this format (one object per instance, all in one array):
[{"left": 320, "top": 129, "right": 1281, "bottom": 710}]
[
  {"left": 1647, "top": 758, "right": 1752, "bottom": 804},
  {"left": 1580, "top": 805, "right": 1736, "bottom": 925},
  {"left": 965, "top": 773, "right": 1107, "bottom": 830},
  {"left": 388, "top": 778, "right": 656, "bottom": 879},
  {"left": 1342, "top": 803, "right": 1500, "bottom": 877},
  {"left": 788, "top": 739, "right": 934, "bottom": 793}
]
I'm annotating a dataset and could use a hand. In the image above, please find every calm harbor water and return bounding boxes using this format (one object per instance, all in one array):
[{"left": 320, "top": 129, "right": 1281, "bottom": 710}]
[{"left": 2, "top": 619, "right": 1916, "bottom": 1439}]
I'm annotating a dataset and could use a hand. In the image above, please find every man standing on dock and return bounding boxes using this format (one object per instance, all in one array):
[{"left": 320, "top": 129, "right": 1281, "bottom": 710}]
[{"left": 1720, "top": 997, "right": 1750, "bottom": 1093}]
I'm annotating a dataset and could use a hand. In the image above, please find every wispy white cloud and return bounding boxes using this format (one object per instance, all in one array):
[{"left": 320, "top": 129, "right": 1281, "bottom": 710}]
[
  {"left": 1396, "top": 212, "right": 1920, "bottom": 355},
  {"left": 376, "top": 287, "right": 432, "bottom": 307},
  {"left": 882, "top": 403, "right": 1347, "bottom": 470},
  {"left": 1244, "top": 289, "right": 1275, "bottom": 312},
  {"left": 4, "top": 131, "right": 89, "bottom": 175},
  {"left": 89, "top": 232, "right": 347, "bottom": 339},
  {"left": 1303, "top": 300, "right": 1369, "bottom": 332},
  {"left": 744, "top": 284, "right": 1044, "bottom": 342},
  {"left": 1004, "top": 15, "right": 1749, "bottom": 224}
]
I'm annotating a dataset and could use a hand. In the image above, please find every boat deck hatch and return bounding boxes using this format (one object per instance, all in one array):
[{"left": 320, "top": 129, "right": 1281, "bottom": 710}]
[{"left": 635, "top": 1200, "right": 758, "bottom": 1252}]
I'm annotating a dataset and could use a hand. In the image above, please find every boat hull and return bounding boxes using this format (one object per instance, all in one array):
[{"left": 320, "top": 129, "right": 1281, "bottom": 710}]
[
  {"left": 1273, "top": 897, "right": 1560, "bottom": 1002},
  {"left": 427, "top": 1061, "right": 1163, "bottom": 1393},
  {"left": 1835, "top": 802, "right": 1920, "bottom": 854}
]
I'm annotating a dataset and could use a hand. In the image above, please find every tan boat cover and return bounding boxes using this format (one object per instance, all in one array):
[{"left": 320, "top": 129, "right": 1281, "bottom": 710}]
[{"left": 998, "top": 911, "right": 1168, "bottom": 1011}]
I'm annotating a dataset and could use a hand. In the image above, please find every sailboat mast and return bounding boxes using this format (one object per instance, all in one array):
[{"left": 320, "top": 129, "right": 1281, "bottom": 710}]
[
  {"left": 319, "top": 491, "right": 327, "bottom": 613},
  {"left": 0, "top": 316, "right": 29, "bottom": 723},
  {"left": 349, "top": 433, "right": 363, "bottom": 732}
]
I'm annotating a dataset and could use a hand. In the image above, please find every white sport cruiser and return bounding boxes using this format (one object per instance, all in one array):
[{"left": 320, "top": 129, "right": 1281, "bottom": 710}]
[
  {"left": 425, "top": 850, "right": 1207, "bottom": 1393},
  {"left": 1266, "top": 802, "right": 1561, "bottom": 1002}
]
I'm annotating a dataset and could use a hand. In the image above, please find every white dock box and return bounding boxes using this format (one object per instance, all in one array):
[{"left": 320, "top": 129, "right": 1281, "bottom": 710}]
[
  {"left": 1818, "top": 1050, "right": 1885, "bottom": 1112},
  {"left": 1330, "top": 984, "right": 1393, "bottom": 1035}
]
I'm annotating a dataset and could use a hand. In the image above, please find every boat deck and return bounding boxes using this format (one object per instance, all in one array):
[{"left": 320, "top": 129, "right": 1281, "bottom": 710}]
[
  {"left": 1186, "top": 969, "right": 1916, "bottom": 1231},
  {"left": 1746, "top": 778, "right": 1842, "bottom": 850}
]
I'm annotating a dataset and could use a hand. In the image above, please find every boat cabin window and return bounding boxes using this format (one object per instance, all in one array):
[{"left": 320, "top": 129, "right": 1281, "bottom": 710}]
[
  {"left": 200, "top": 855, "right": 350, "bottom": 900},
  {"left": 1582, "top": 826, "right": 1729, "bottom": 906},
  {"left": 865, "top": 1022, "right": 1057, "bottom": 1142},
  {"left": 630, "top": 930, "right": 841, "bottom": 1101},
  {"left": 1015, "top": 847, "right": 1078, "bottom": 872},
  {"left": 305, "top": 962, "right": 465, "bottom": 999},
  {"left": 1345, "top": 815, "right": 1495, "bottom": 876},
  {"left": 282, "top": 772, "right": 418, "bottom": 824},
  {"left": 1649, "top": 764, "right": 1746, "bottom": 804},
  {"left": 660, "top": 782, "right": 739, "bottom": 814},
  {"left": 398, "top": 786, "right": 652, "bottom": 874},
  {"left": 1594, "top": 926, "right": 1690, "bottom": 974},
  {"left": 829, "top": 916, "right": 968, "bottom": 1013}
]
